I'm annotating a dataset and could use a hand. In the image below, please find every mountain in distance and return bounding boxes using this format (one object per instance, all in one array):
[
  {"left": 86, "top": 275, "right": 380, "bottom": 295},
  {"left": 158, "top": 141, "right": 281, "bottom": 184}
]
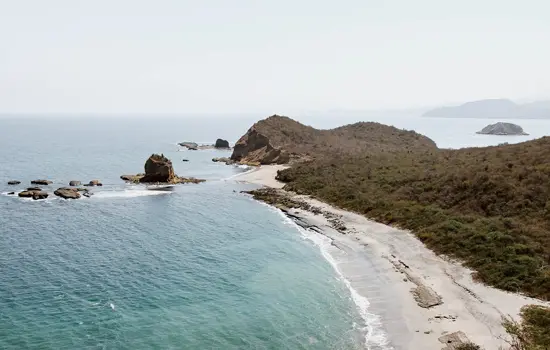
[{"left": 422, "top": 98, "right": 550, "bottom": 119}]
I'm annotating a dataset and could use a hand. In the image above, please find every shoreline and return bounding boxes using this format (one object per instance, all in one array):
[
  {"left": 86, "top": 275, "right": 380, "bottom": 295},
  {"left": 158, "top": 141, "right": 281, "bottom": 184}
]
[{"left": 235, "top": 165, "right": 550, "bottom": 350}]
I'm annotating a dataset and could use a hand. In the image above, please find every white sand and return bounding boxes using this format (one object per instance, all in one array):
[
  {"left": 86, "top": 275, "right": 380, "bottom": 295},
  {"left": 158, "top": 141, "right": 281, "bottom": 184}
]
[
  {"left": 234, "top": 165, "right": 288, "bottom": 188},
  {"left": 235, "top": 165, "right": 550, "bottom": 350}
]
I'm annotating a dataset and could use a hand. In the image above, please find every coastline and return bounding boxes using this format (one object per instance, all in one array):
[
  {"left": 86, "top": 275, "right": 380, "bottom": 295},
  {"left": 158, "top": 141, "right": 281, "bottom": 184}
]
[{"left": 236, "top": 165, "right": 550, "bottom": 350}]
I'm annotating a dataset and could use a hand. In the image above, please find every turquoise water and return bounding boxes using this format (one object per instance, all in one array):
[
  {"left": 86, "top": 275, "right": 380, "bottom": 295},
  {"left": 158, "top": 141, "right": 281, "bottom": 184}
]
[{"left": 0, "top": 117, "right": 366, "bottom": 349}]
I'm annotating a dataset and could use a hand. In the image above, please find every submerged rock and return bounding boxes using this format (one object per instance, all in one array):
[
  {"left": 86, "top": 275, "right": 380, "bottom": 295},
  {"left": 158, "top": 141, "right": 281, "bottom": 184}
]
[
  {"left": 182, "top": 159, "right": 189, "bottom": 162},
  {"left": 476, "top": 122, "right": 528, "bottom": 135},
  {"left": 7, "top": 180, "right": 20, "bottom": 185},
  {"left": 7, "top": 192, "right": 15, "bottom": 195},
  {"left": 27, "top": 187, "right": 42, "bottom": 191},
  {"left": 31, "top": 179, "right": 52, "bottom": 185},
  {"left": 214, "top": 139, "right": 230, "bottom": 148},
  {"left": 54, "top": 187, "right": 81, "bottom": 199},
  {"left": 69, "top": 180, "right": 81, "bottom": 186}
]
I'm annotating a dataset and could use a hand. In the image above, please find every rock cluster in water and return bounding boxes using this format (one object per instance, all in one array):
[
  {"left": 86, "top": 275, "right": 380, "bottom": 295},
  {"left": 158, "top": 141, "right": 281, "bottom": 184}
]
[
  {"left": 7, "top": 179, "right": 97, "bottom": 200},
  {"left": 476, "top": 122, "right": 528, "bottom": 135},
  {"left": 121, "top": 154, "right": 205, "bottom": 184},
  {"left": 179, "top": 139, "right": 231, "bottom": 150}
]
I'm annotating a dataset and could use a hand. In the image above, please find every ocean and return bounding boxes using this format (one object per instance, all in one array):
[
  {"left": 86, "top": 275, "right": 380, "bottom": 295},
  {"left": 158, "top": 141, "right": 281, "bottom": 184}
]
[{"left": 1, "top": 115, "right": 550, "bottom": 350}]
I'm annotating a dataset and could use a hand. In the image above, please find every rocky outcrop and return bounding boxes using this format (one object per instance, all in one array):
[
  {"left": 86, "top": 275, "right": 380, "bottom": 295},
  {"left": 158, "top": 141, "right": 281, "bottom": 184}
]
[
  {"left": 54, "top": 187, "right": 81, "bottom": 199},
  {"left": 69, "top": 180, "right": 81, "bottom": 186},
  {"left": 27, "top": 187, "right": 42, "bottom": 191},
  {"left": 87, "top": 180, "right": 103, "bottom": 186},
  {"left": 31, "top": 179, "right": 52, "bottom": 185},
  {"left": 7, "top": 180, "right": 20, "bottom": 185},
  {"left": 231, "top": 115, "right": 436, "bottom": 165},
  {"left": 214, "top": 139, "right": 230, "bottom": 148},
  {"left": 179, "top": 142, "right": 198, "bottom": 150},
  {"left": 212, "top": 157, "right": 234, "bottom": 165},
  {"left": 140, "top": 154, "right": 175, "bottom": 183},
  {"left": 476, "top": 122, "right": 528, "bottom": 135},
  {"left": 121, "top": 155, "right": 205, "bottom": 185},
  {"left": 19, "top": 190, "right": 48, "bottom": 200},
  {"left": 231, "top": 126, "right": 290, "bottom": 165}
]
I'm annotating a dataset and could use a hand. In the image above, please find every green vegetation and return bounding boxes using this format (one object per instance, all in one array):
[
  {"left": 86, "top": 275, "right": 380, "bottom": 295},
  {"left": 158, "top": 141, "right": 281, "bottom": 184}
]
[
  {"left": 456, "top": 343, "right": 481, "bottom": 350},
  {"left": 276, "top": 137, "right": 550, "bottom": 299},
  {"left": 502, "top": 305, "right": 550, "bottom": 349}
]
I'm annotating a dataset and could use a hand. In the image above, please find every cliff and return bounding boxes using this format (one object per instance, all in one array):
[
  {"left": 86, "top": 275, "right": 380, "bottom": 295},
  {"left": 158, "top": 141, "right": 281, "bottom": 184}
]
[{"left": 231, "top": 115, "right": 437, "bottom": 164}]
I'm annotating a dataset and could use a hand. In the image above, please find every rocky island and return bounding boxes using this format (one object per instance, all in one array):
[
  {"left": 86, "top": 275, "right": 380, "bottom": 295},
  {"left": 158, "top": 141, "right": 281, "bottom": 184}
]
[
  {"left": 121, "top": 154, "right": 205, "bottom": 184},
  {"left": 476, "top": 122, "right": 529, "bottom": 135}
]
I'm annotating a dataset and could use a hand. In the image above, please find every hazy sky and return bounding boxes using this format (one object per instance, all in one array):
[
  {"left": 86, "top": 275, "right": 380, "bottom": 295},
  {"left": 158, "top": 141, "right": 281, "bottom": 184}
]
[{"left": 1, "top": 0, "right": 549, "bottom": 114}]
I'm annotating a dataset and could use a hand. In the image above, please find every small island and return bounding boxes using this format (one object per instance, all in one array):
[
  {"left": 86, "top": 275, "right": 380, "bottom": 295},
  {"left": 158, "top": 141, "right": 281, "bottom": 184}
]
[{"left": 476, "top": 122, "right": 529, "bottom": 135}]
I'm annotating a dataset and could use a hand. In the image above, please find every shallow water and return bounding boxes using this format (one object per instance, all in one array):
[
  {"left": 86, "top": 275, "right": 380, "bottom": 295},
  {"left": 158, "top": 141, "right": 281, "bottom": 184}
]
[{"left": 0, "top": 117, "right": 368, "bottom": 349}]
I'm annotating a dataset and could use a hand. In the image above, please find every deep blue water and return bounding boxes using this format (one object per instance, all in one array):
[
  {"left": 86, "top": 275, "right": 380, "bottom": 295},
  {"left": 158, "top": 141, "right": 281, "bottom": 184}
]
[{"left": 0, "top": 117, "right": 365, "bottom": 349}]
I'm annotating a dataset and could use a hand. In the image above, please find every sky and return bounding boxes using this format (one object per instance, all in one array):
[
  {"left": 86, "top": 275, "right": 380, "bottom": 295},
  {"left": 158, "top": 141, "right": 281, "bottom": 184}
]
[{"left": 0, "top": 0, "right": 549, "bottom": 114}]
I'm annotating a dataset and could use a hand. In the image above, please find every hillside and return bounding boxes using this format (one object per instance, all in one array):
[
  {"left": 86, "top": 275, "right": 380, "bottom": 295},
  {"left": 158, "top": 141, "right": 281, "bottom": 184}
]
[
  {"left": 230, "top": 115, "right": 437, "bottom": 164},
  {"left": 423, "top": 99, "right": 550, "bottom": 119},
  {"left": 275, "top": 137, "right": 550, "bottom": 299}
]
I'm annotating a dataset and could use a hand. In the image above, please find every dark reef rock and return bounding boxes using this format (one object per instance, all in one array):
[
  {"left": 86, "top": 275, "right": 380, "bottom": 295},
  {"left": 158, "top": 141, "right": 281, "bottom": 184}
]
[
  {"left": 7, "top": 192, "right": 15, "bottom": 195},
  {"left": 31, "top": 179, "right": 52, "bottom": 185},
  {"left": 27, "top": 187, "right": 42, "bottom": 191},
  {"left": 476, "top": 122, "right": 529, "bottom": 135},
  {"left": 88, "top": 180, "right": 103, "bottom": 186},
  {"left": 215, "top": 139, "right": 230, "bottom": 148},
  {"left": 69, "top": 180, "right": 81, "bottom": 186},
  {"left": 54, "top": 187, "right": 81, "bottom": 199},
  {"left": 182, "top": 159, "right": 189, "bottom": 162},
  {"left": 7, "top": 180, "right": 20, "bottom": 185}
]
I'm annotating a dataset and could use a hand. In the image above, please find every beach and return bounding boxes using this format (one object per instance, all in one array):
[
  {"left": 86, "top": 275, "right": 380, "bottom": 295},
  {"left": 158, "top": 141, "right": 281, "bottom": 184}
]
[{"left": 236, "top": 165, "right": 550, "bottom": 350}]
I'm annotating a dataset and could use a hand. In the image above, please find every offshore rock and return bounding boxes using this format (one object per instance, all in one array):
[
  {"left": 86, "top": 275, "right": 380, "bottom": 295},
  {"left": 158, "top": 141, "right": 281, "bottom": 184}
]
[
  {"left": 54, "top": 187, "right": 81, "bottom": 199},
  {"left": 476, "top": 122, "right": 528, "bottom": 135},
  {"left": 214, "top": 139, "right": 230, "bottom": 148}
]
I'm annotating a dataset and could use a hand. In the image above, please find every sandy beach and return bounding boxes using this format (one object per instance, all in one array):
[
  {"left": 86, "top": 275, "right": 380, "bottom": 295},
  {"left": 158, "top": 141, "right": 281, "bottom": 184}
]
[{"left": 236, "top": 165, "right": 550, "bottom": 350}]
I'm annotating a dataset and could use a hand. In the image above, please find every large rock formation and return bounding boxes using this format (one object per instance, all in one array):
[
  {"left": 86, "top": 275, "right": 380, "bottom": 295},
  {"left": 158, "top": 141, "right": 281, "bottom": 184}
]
[
  {"left": 214, "top": 139, "right": 230, "bottom": 148},
  {"left": 476, "top": 122, "right": 528, "bottom": 135},
  {"left": 231, "top": 115, "right": 437, "bottom": 165},
  {"left": 121, "top": 155, "right": 205, "bottom": 184},
  {"left": 140, "top": 154, "right": 176, "bottom": 183}
]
